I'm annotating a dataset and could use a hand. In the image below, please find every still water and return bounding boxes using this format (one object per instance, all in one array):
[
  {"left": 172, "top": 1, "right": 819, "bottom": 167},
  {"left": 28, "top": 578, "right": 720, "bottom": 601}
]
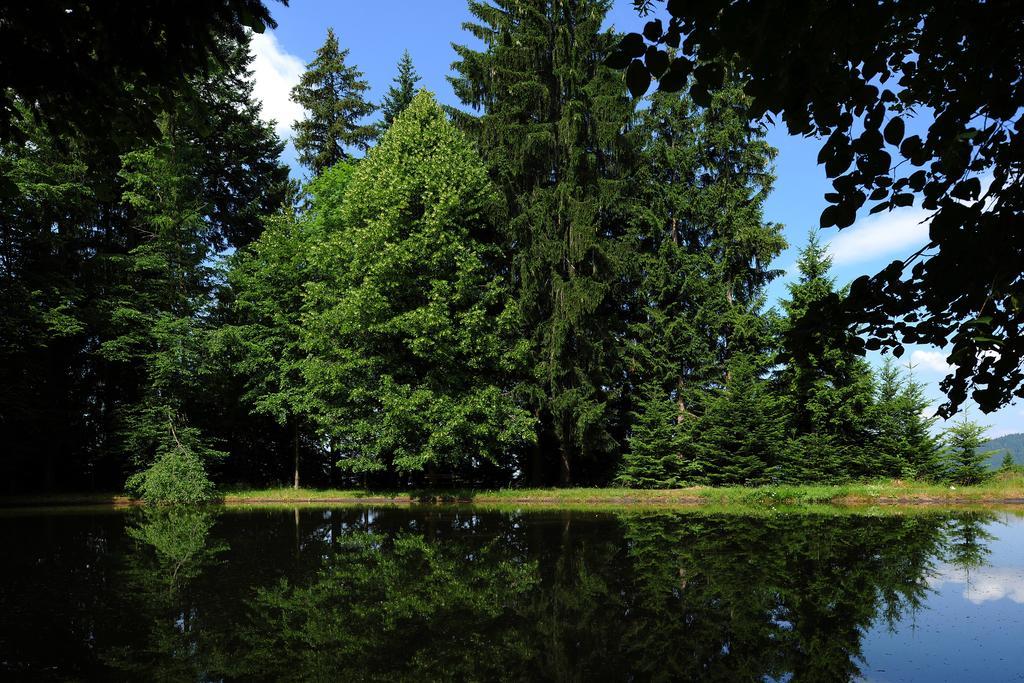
[{"left": 1, "top": 506, "right": 1022, "bottom": 681}]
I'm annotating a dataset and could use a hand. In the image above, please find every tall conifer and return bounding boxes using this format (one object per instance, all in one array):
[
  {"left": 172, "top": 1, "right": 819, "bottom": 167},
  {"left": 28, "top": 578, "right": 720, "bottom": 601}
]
[
  {"left": 379, "top": 50, "right": 421, "bottom": 131},
  {"left": 451, "top": 0, "right": 637, "bottom": 485},
  {"left": 290, "top": 28, "right": 376, "bottom": 175}
]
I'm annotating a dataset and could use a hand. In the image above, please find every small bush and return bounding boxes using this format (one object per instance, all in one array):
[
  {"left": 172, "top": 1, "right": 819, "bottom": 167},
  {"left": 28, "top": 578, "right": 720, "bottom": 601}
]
[{"left": 127, "top": 445, "right": 216, "bottom": 505}]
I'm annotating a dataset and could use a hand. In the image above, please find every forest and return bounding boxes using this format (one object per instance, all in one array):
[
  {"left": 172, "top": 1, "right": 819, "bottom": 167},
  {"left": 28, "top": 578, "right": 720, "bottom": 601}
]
[{"left": 0, "top": 0, "right": 1010, "bottom": 500}]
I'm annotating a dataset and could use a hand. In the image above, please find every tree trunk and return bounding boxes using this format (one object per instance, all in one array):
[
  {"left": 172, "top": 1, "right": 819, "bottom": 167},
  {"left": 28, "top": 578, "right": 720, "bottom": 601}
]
[
  {"left": 292, "top": 421, "right": 300, "bottom": 490},
  {"left": 676, "top": 377, "right": 687, "bottom": 424},
  {"left": 559, "top": 446, "right": 571, "bottom": 487}
]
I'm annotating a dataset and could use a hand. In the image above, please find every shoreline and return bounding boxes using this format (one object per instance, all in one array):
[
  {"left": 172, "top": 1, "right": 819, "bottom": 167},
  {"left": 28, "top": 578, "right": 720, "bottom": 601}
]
[{"left": 4, "top": 477, "right": 1024, "bottom": 511}]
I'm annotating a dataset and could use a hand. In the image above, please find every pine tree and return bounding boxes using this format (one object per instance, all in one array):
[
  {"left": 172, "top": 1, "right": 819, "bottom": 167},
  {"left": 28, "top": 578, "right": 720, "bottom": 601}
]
[
  {"left": 615, "top": 383, "right": 684, "bottom": 488},
  {"left": 378, "top": 50, "right": 421, "bottom": 131},
  {"left": 626, "top": 77, "right": 785, "bottom": 427},
  {"left": 290, "top": 28, "right": 376, "bottom": 176},
  {"left": 941, "top": 418, "right": 997, "bottom": 485},
  {"left": 778, "top": 231, "right": 876, "bottom": 481},
  {"left": 693, "top": 355, "right": 786, "bottom": 485},
  {"left": 871, "top": 358, "right": 942, "bottom": 480},
  {"left": 451, "top": 0, "right": 637, "bottom": 485},
  {"left": 301, "top": 92, "right": 534, "bottom": 481},
  {"left": 999, "top": 452, "right": 1016, "bottom": 472}
]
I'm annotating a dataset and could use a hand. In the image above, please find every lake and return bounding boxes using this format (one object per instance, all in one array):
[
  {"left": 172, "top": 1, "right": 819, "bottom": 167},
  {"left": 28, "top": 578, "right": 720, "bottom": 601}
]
[{"left": 1, "top": 506, "right": 1022, "bottom": 681}]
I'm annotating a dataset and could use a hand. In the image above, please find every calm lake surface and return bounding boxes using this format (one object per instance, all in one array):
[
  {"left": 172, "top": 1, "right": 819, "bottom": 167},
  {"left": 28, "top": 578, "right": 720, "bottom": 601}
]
[{"left": 2, "top": 506, "right": 1023, "bottom": 681}]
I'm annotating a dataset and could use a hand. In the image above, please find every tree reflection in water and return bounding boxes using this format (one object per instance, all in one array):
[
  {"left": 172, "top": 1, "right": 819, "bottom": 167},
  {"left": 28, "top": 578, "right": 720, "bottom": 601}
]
[{"left": 0, "top": 507, "right": 1003, "bottom": 681}]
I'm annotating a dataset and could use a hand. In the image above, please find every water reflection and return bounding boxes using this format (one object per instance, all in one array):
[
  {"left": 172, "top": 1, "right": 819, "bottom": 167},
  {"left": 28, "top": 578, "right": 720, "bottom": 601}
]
[{"left": 1, "top": 507, "right": 1021, "bottom": 681}]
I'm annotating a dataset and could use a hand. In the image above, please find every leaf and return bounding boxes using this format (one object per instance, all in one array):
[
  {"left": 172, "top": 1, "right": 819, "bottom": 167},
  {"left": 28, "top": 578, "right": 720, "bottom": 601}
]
[
  {"left": 883, "top": 117, "right": 905, "bottom": 145},
  {"left": 657, "top": 58, "right": 691, "bottom": 92},
  {"left": 642, "top": 19, "right": 663, "bottom": 41},
  {"left": 618, "top": 33, "right": 647, "bottom": 58},
  {"left": 950, "top": 177, "right": 981, "bottom": 201},
  {"left": 626, "top": 59, "right": 651, "bottom": 98},
  {"left": 819, "top": 205, "right": 838, "bottom": 228},
  {"left": 644, "top": 47, "right": 670, "bottom": 78},
  {"left": 892, "top": 192, "right": 914, "bottom": 207},
  {"left": 604, "top": 50, "right": 632, "bottom": 70},
  {"left": 893, "top": 344, "right": 905, "bottom": 358}
]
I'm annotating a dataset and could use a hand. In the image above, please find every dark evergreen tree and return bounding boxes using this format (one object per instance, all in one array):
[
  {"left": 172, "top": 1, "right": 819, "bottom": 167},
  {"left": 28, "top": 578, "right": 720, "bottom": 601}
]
[
  {"left": 0, "top": 32, "right": 288, "bottom": 495},
  {"left": 620, "top": 78, "right": 785, "bottom": 487},
  {"left": 871, "top": 358, "right": 942, "bottom": 480},
  {"left": 614, "top": 383, "right": 684, "bottom": 488},
  {"left": 451, "top": 0, "right": 637, "bottom": 485},
  {"left": 691, "top": 355, "right": 786, "bottom": 485},
  {"left": 778, "top": 231, "right": 876, "bottom": 482},
  {"left": 290, "top": 28, "right": 376, "bottom": 176},
  {"left": 378, "top": 50, "right": 421, "bottom": 132}
]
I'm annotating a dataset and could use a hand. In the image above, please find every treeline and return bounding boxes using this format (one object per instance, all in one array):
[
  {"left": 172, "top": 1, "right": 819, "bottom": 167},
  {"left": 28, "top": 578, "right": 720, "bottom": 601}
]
[{"left": 0, "top": 0, "right": 989, "bottom": 497}]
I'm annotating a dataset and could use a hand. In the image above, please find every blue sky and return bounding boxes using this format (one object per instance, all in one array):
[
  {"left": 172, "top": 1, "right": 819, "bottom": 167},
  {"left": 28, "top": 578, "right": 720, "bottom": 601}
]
[{"left": 248, "top": 0, "right": 1019, "bottom": 437}]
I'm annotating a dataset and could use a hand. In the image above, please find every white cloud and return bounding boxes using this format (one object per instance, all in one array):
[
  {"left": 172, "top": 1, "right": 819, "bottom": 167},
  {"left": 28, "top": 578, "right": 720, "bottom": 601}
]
[
  {"left": 932, "top": 565, "right": 1024, "bottom": 605},
  {"left": 249, "top": 31, "right": 305, "bottom": 139},
  {"left": 825, "top": 208, "right": 931, "bottom": 266},
  {"left": 910, "top": 349, "right": 951, "bottom": 374}
]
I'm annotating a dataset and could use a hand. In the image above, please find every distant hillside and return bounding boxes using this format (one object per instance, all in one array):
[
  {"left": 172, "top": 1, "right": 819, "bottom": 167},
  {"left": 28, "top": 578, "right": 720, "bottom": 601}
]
[{"left": 983, "top": 432, "right": 1024, "bottom": 469}]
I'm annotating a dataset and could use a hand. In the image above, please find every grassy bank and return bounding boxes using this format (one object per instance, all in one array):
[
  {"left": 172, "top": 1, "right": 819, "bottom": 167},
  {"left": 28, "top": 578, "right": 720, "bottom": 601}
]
[
  {"left": 4, "top": 472, "right": 1024, "bottom": 510},
  {"left": 221, "top": 471, "right": 1024, "bottom": 508}
]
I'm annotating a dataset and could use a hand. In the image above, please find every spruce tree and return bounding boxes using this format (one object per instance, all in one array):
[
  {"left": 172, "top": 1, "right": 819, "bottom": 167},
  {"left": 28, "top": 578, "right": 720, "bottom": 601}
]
[
  {"left": 615, "top": 383, "right": 684, "bottom": 488},
  {"left": 693, "top": 355, "right": 786, "bottom": 485},
  {"left": 623, "top": 77, "right": 785, "bottom": 476},
  {"left": 451, "top": 0, "right": 637, "bottom": 485},
  {"left": 290, "top": 28, "right": 376, "bottom": 176},
  {"left": 778, "top": 231, "right": 876, "bottom": 481},
  {"left": 301, "top": 92, "right": 534, "bottom": 481},
  {"left": 378, "top": 50, "right": 421, "bottom": 131},
  {"left": 941, "top": 418, "right": 997, "bottom": 485},
  {"left": 871, "top": 358, "right": 942, "bottom": 480}
]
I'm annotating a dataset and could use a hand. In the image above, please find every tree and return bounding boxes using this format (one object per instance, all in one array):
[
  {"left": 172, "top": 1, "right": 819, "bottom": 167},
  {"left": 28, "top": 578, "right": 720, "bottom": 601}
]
[
  {"left": 615, "top": 383, "right": 684, "bottom": 488},
  {"left": 941, "top": 418, "right": 998, "bottom": 485},
  {"left": 0, "top": 30, "right": 288, "bottom": 493},
  {"left": 301, "top": 91, "right": 534, "bottom": 482},
  {"left": 226, "top": 163, "right": 355, "bottom": 489},
  {"left": 290, "top": 28, "right": 376, "bottom": 176},
  {"left": 691, "top": 354, "right": 786, "bottom": 485},
  {"left": 778, "top": 232, "right": 876, "bottom": 481},
  {"left": 0, "top": 1, "right": 280, "bottom": 150},
  {"left": 378, "top": 50, "right": 421, "bottom": 132},
  {"left": 871, "top": 359, "right": 943, "bottom": 480},
  {"left": 451, "top": 0, "right": 638, "bottom": 485},
  {"left": 615, "top": 0, "right": 1024, "bottom": 419},
  {"left": 627, "top": 77, "right": 785, "bottom": 422},
  {"left": 999, "top": 452, "right": 1016, "bottom": 472}
]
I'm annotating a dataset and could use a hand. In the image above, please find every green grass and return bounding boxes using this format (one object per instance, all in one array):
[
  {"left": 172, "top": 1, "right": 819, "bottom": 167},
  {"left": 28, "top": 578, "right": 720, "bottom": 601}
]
[
  {"left": 5, "top": 471, "right": 1024, "bottom": 512},
  {"left": 219, "top": 470, "right": 1024, "bottom": 509}
]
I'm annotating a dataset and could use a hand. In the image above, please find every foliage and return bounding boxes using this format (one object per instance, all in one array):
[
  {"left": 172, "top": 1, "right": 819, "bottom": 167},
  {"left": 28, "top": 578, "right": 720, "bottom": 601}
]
[
  {"left": 941, "top": 418, "right": 998, "bottom": 485},
  {"left": 0, "top": 1, "right": 279, "bottom": 150},
  {"left": 290, "top": 28, "right": 376, "bottom": 175},
  {"left": 691, "top": 355, "right": 786, "bottom": 485},
  {"left": 615, "top": 0, "right": 1024, "bottom": 419},
  {"left": 451, "top": 0, "right": 638, "bottom": 485},
  {"left": 126, "top": 435, "right": 218, "bottom": 505},
  {"left": 777, "top": 232, "right": 876, "bottom": 481},
  {"left": 871, "top": 358, "right": 943, "bottom": 480},
  {"left": 301, "top": 91, "right": 535, "bottom": 478},
  {"left": 614, "top": 383, "right": 684, "bottom": 488},
  {"left": 378, "top": 50, "right": 421, "bottom": 132}
]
